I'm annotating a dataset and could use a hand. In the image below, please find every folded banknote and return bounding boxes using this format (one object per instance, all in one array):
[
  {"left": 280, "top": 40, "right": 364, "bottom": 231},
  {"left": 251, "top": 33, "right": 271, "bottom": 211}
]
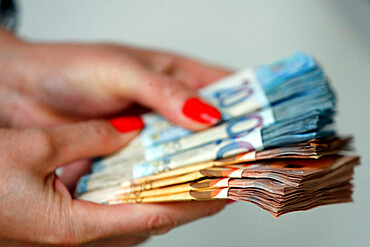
[
  {"left": 77, "top": 109, "right": 335, "bottom": 195},
  {"left": 82, "top": 156, "right": 359, "bottom": 218},
  {"left": 77, "top": 139, "right": 352, "bottom": 202},
  {"left": 76, "top": 52, "right": 359, "bottom": 219}
]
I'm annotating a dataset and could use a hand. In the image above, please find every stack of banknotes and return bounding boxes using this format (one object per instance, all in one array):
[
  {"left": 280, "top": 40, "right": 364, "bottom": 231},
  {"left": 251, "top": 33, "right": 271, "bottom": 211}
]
[{"left": 76, "top": 52, "right": 360, "bottom": 217}]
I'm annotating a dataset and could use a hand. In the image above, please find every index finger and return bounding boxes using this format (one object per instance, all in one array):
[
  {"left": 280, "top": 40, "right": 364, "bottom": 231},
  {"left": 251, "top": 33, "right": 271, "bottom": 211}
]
[
  {"left": 127, "top": 48, "right": 233, "bottom": 89},
  {"left": 165, "top": 55, "right": 233, "bottom": 89}
]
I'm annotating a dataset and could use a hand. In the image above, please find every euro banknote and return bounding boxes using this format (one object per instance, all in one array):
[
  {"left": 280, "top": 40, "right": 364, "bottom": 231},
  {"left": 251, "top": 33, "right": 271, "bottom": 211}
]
[
  {"left": 99, "top": 156, "right": 359, "bottom": 218},
  {"left": 138, "top": 52, "right": 333, "bottom": 145},
  {"left": 78, "top": 52, "right": 335, "bottom": 189},
  {"left": 143, "top": 93, "right": 335, "bottom": 161},
  {"left": 89, "top": 91, "right": 335, "bottom": 174},
  {"left": 83, "top": 52, "right": 336, "bottom": 185},
  {"left": 76, "top": 109, "right": 335, "bottom": 195},
  {"left": 75, "top": 51, "right": 360, "bottom": 218},
  {"left": 111, "top": 159, "right": 356, "bottom": 204},
  {"left": 102, "top": 51, "right": 334, "bottom": 166},
  {"left": 115, "top": 154, "right": 356, "bottom": 196},
  {"left": 77, "top": 139, "right": 352, "bottom": 202}
]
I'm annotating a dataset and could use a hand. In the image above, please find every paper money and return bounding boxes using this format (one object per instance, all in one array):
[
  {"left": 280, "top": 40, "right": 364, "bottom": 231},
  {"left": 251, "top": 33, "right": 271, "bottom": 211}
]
[
  {"left": 116, "top": 155, "right": 356, "bottom": 196},
  {"left": 77, "top": 139, "right": 352, "bottom": 202},
  {"left": 144, "top": 93, "right": 335, "bottom": 161},
  {"left": 76, "top": 133, "right": 342, "bottom": 196},
  {"left": 75, "top": 51, "right": 360, "bottom": 218},
  {"left": 93, "top": 135, "right": 351, "bottom": 184},
  {"left": 98, "top": 51, "right": 332, "bottom": 166},
  {"left": 120, "top": 136, "right": 351, "bottom": 188},
  {"left": 76, "top": 109, "right": 335, "bottom": 195},
  {"left": 139, "top": 67, "right": 334, "bottom": 147},
  {"left": 123, "top": 109, "right": 334, "bottom": 178},
  {"left": 90, "top": 90, "right": 335, "bottom": 174},
  {"left": 105, "top": 156, "right": 358, "bottom": 218},
  {"left": 81, "top": 52, "right": 335, "bottom": 186}
]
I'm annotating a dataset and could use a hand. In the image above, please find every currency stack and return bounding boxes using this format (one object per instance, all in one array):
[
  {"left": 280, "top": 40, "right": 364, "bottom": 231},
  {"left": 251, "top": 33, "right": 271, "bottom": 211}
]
[{"left": 76, "top": 52, "right": 359, "bottom": 218}]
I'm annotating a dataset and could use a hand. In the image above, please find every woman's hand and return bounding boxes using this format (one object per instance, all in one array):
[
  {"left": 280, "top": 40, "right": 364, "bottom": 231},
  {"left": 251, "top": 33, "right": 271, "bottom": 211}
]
[
  {"left": 0, "top": 119, "right": 226, "bottom": 246},
  {"left": 0, "top": 28, "right": 231, "bottom": 130}
]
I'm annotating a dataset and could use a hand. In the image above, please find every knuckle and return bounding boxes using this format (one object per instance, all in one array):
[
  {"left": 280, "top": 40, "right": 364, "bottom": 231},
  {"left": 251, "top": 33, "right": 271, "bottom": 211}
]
[
  {"left": 162, "top": 80, "right": 187, "bottom": 100},
  {"left": 86, "top": 121, "right": 111, "bottom": 140},
  {"left": 83, "top": 120, "right": 120, "bottom": 149},
  {"left": 83, "top": 120, "right": 114, "bottom": 144},
  {"left": 145, "top": 212, "right": 177, "bottom": 236},
  {"left": 156, "top": 56, "right": 178, "bottom": 75},
  {"left": 35, "top": 216, "right": 83, "bottom": 245},
  {"left": 58, "top": 228, "right": 84, "bottom": 246},
  {"left": 143, "top": 75, "right": 166, "bottom": 92},
  {"left": 128, "top": 237, "right": 150, "bottom": 246},
  {"left": 143, "top": 75, "right": 187, "bottom": 101},
  {"left": 203, "top": 201, "right": 226, "bottom": 217},
  {"left": 27, "top": 128, "right": 58, "bottom": 161},
  {"left": 41, "top": 230, "right": 78, "bottom": 246}
]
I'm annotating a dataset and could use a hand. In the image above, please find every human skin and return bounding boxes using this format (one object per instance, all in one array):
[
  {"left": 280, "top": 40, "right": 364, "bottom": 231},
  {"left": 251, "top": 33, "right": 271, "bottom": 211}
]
[
  {"left": 0, "top": 27, "right": 231, "bottom": 246},
  {"left": 0, "top": 27, "right": 231, "bottom": 189},
  {"left": 0, "top": 25, "right": 232, "bottom": 188},
  {"left": 0, "top": 120, "right": 226, "bottom": 246},
  {"left": 0, "top": 28, "right": 230, "bottom": 129}
]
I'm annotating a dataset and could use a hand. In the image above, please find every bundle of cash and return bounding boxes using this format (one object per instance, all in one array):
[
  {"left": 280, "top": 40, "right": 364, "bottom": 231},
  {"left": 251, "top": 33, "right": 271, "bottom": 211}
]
[
  {"left": 107, "top": 156, "right": 359, "bottom": 218},
  {"left": 76, "top": 52, "right": 359, "bottom": 217}
]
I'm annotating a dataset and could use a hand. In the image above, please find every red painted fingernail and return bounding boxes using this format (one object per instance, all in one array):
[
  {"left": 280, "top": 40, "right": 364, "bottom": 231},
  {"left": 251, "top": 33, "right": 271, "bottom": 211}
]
[
  {"left": 182, "top": 97, "right": 221, "bottom": 125},
  {"left": 227, "top": 199, "right": 236, "bottom": 204},
  {"left": 109, "top": 116, "right": 144, "bottom": 133}
]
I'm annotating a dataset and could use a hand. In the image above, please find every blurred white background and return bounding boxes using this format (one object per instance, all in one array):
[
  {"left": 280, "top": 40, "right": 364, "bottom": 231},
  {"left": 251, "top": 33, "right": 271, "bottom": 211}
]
[{"left": 17, "top": 0, "right": 369, "bottom": 246}]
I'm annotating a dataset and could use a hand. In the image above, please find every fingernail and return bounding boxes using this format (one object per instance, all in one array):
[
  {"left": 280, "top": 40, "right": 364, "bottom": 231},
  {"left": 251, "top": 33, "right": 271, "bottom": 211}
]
[
  {"left": 182, "top": 97, "right": 221, "bottom": 125},
  {"left": 227, "top": 199, "right": 236, "bottom": 205},
  {"left": 109, "top": 116, "right": 144, "bottom": 133}
]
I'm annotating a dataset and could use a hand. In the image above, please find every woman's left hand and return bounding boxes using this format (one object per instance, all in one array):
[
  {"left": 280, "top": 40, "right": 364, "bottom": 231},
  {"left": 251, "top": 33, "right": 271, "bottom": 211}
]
[{"left": 0, "top": 28, "right": 231, "bottom": 131}]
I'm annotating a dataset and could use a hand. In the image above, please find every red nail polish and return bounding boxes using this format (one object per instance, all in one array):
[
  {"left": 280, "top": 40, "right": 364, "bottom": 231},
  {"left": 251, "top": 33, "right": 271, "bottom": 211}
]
[
  {"left": 182, "top": 98, "right": 221, "bottom": 125},
  {"left": 227, "top": 199, "right": 236, "bottom": 204},
  {"left": 109, "top": 116, "right": 144, "bottom": 133}
]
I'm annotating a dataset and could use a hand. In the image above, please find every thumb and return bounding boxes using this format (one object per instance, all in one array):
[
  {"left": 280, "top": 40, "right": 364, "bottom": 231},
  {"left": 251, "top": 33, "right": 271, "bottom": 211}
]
[
  {"left": 70, "top": 200, "right": 226, "bottom": 244},
  {"left": 36, "top": 116, "right": 144, "bottom": 173},
  {"left": 127, "top": 70, "right": 221, "bottom": 131}
]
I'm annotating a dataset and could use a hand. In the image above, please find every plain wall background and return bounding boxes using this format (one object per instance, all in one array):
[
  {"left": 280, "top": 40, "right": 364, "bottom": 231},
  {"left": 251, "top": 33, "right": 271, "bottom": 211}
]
[{"left": 17, "top": 1, "right": 369, "bottom": 246}]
